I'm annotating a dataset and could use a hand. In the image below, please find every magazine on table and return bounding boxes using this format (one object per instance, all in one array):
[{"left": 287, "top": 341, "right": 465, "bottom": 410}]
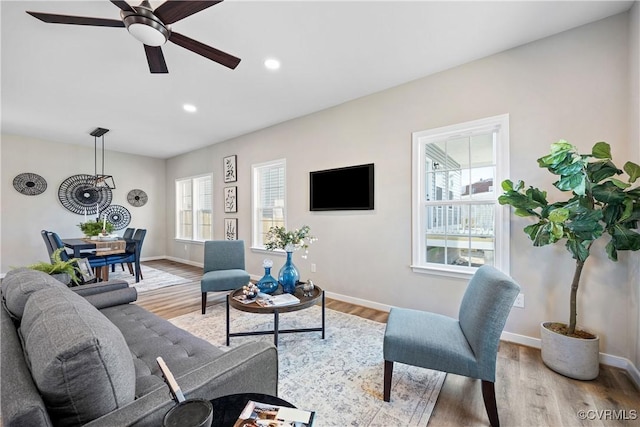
[
  {"left": 232, "top": 294, "right": 258, "bottom": 304},
  {"left": 255, "top": 293, "right": 300, "bottom": 307},
  {"left": 233, "top": 400, "right": 315, "bottom": 427}
]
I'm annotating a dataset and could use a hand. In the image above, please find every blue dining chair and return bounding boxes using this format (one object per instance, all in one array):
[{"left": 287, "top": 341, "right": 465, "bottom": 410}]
[
  {"left": 383, "top": 265, "right": 520, "bottom": 427},
  {"left": 105, "top": 229, "right": 146, "bottom": 283},
  {"left": 111, "top": 227, "right": 135, "bottom": 272},
  {"left": 41, "top": 229, "right": 55, "bottom": 260},
  {"left": 47, "top": 231, "right": 106, "bottom": 282}
]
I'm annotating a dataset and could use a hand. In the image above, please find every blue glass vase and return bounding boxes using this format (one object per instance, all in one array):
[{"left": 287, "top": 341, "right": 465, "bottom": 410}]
[
  {"left": 257, "top": 266, "right": 278, "bottom": 294},
  {"left": 278, "top": 251, "right": 299, "bottom": 294}
]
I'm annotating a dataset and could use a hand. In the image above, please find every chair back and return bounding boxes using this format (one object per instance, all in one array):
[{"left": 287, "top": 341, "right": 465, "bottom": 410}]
[
  {"left": 41, "top": 230, "right": 55, "bottom": 259},
  {"left": 458, "top": 265, "right": 520, "bottom": 380},
  {"left": 47, "top": 232, "right": 70, "bottom": 262},
  {"left": 129, "top": 229, "right": 146, "bottom": 254},
  {"left": 203, "top": 240, "right": 245, "bottom": 273},
  {"left": 122, "top": 228, "right": 135, "bottom": 240}
]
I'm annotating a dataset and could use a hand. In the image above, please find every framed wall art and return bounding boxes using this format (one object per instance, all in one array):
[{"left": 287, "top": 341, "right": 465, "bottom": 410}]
[
  {"left": 224, "top": 186, "right": 237, "bottom": 213},
  {"left": 224, "top": 218, "right": 238, "bottom": 240},
  {"left": 76, "top": 258, "right": 96, "bottom": 283},
  {"left": 224, "top": 155, "right": 237, "bottom": 183}
]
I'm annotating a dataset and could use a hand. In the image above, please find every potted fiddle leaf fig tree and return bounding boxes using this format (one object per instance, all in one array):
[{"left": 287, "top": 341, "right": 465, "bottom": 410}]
[{"left": 499, "top": 140, "right": 640, "bottom": 380}]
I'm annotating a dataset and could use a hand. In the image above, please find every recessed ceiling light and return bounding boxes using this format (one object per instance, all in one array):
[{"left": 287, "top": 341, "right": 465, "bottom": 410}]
[
  {"left": 183, "top": 104, "right": 197, "bottom": 113},
  {"left": 264, "top": 58, "right": 281, "bottom": 70}
]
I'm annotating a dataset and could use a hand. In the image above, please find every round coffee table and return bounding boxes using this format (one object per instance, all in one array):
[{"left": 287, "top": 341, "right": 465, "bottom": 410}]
[{"left": 226, "top": 285, "right": 325, "bottom": 347}]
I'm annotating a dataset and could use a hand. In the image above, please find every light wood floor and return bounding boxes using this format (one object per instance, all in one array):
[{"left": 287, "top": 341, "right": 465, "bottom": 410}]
[{"left": 137, "top": 260, "right": 639, "bottom": 426}]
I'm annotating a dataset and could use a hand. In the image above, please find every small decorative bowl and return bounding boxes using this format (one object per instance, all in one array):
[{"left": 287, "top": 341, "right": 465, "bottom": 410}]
[{"left": 242, "top": 283, "right": 259, "bottom": 299}]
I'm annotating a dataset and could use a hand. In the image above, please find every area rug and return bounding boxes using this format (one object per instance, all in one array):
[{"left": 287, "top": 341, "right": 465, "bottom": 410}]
[
  {"left": 108, "top": 265, "right": 190, "bottom": 293},
  {"left": 170, "top": 304, "right": 446, "bottom": 426}
]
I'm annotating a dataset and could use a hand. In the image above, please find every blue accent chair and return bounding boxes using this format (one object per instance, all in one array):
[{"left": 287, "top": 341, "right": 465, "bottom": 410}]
[
  {"left": 201, "top": 240, "right": 250, "bottom": 314},
  {"left": 383, "top": 265, "right": 520, "bottom": 427}
]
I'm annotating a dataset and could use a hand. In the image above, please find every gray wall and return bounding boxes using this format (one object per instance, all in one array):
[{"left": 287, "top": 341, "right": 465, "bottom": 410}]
[
  {"left": 1, "top": 134, "right": 167, "bottom": 268},
  {"left": 165, "top": 13, "right": 638, "bottom": 361}
]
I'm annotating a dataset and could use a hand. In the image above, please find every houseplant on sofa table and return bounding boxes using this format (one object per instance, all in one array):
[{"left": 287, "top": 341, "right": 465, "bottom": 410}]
[{"left": 499, "top": 140, "right": 640, "bottom": 380}]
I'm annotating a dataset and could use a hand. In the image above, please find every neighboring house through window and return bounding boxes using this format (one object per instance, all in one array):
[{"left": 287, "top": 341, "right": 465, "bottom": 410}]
[
  {"left": 252, "top": 159, "right": 286, "bottom": 249},
  {"left": 176, "top": 174, "right": 213, "bottom": 241},
  {"left": 412, "top": 114, "right": 510, "bottom": 277}
]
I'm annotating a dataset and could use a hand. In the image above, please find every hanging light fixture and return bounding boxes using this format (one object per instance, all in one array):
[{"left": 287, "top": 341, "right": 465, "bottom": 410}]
[{"left": 87, "top": 127, "right": 116, "bottom": 189}]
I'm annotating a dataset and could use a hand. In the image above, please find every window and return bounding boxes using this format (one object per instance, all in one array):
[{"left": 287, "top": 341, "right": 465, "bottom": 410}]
[
  {"left": 252, "top": 159, "right": 286, "bottom": 249},
  {"left": 412, "top": 114, "right": 510, "bottom": 277},
  {"left": 175, "top": 174, "right": 213, "bottom": 241}
]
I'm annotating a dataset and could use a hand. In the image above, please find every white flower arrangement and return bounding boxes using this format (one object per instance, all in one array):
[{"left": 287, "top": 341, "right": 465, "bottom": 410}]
[{"left": 264, "top": 225, "right": 317, "bottom": 258}]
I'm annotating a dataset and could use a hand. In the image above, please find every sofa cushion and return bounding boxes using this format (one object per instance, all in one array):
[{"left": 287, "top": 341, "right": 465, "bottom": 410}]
[
  {"left": 20, "top": 287, "right": 136, "bottom": 426},
  {"left": 1, "top": 268, "right": 68, "bottom": 320}
]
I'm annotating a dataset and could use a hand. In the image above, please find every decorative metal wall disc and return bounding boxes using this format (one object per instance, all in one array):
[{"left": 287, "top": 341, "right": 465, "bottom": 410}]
[
  {"left": 127, "top": 189, "right": 148, "bottom": 207},
  {"left": 100, "top": 205, "right": 131, "bottom": 230},
  {"left": 58, "top": 174, "right": 112, "bottom": 215},
  {"left": 13, "top": 172, "right": 47, "bottom": 195}
]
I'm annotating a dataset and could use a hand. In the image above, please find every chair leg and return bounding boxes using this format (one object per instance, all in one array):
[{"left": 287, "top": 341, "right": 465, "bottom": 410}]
[
  {"left": 481, "top": 380, "right": 500, "bottom": 427},
  {"left": 127, "top": 263, "right": 134, "bottom": 275},
  {"left": 202, "top": 292, "right": 207, "bottom": 314},
  {"left": 383, "top": 360, "right": 393, "bottom": 402}
]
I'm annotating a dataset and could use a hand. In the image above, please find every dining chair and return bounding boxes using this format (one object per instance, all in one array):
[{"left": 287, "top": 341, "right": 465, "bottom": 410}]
[
  {"left": 201, "top": 240, "right": 250, "bottom": 314},
  {"left": 111, "top": 227, "right": 135, "bottom": 272},
  {"left": 47, "top": 232, "right": 105, "bottom": 283},
  {"left": 41, "top": 229, "right": 55, "bottom": 260},
  {"left": 382, "top": 265, "right": 520, "bottom": 427},
  {"left": 105, "top": 229, "right": 146, "bottom": 283}
]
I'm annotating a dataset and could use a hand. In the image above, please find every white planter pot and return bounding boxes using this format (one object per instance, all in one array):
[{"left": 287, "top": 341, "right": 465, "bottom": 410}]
[{"left": 540, "top": 322, "right": 599, "bottom": 380}]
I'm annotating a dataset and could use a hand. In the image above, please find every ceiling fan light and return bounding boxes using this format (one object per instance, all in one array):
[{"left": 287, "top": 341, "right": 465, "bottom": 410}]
[{"left": 123, "top": 15, "right": 169, "bottom": 46}]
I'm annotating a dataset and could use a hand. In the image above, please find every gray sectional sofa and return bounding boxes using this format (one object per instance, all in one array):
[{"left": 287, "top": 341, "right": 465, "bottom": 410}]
[{"left": 1, "top": 268, "right": 278, "bottom": 426}]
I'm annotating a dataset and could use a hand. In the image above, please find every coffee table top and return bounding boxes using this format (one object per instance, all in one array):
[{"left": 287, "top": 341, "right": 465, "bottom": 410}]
[
  {"left": 229, "top": 285, "right": 323, "bottom": 314},
  {"left": 210, "top": 393, "right": 295, "bottom": 427}
]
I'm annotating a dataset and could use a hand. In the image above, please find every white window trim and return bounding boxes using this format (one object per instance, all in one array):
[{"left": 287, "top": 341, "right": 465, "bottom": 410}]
[
  {"left": 251, "top": 158, "right": 287, "bottom": 252},
  {"left": 175, "top": 173, "right": 213, "bottom": 242},
  {"left": 411, "top": 114, "right": 510, "bottom": 279}
]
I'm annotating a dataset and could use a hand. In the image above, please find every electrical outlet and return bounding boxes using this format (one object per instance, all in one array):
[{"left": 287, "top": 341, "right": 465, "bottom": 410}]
[
  {"left": 514, "top": 293, "right": 525, "bottom": 308},
  {"left": 311, "top": 263, "right": 317, "bottom": 273}
]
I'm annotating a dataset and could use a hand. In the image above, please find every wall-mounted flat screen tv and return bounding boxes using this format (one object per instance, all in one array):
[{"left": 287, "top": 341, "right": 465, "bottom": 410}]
[{"left": 310, "top": 163, "right": 374, "bottom": 211}]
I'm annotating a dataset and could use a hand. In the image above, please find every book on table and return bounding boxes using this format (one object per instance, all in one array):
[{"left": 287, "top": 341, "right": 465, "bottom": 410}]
[
  {"left": 233, "top": 400, "right": 315, "bottom": 427},
  {"left": 255, "top": 293, "right": 300, "bottom": 307}
]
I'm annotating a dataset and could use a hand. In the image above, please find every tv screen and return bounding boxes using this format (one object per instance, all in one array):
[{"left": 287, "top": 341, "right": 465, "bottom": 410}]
[{"left": 310, "top": 163, "right": 374, "bottom": 211}]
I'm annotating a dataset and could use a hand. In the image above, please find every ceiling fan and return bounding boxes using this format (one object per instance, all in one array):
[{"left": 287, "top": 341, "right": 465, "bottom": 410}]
[{"left": 26, "top": 0, "right": 241, "bottom": 73}]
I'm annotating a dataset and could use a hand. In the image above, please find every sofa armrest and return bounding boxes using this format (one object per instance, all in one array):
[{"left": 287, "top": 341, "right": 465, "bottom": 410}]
[
  {"left": 71, "top": 280, "right": 129, "bottom": 297},
  {"left": 83, "top": 341, "right": 278, "bottom": 427},
  {"left": 84, "top": 287, "right": 138, "bottom": 309}
]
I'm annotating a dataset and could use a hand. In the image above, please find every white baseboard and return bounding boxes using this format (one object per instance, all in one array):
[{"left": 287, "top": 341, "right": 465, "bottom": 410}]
[{"left": 163, "top": 256, "right": 204, "bottom": 268}]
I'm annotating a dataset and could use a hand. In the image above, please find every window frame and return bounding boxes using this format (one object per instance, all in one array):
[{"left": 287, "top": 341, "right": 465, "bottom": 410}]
[
  {"left": 251, "top": 158, "right": 287, "bottom": 251},
  {"left": 175, "top": 173, "right": 213, "bottom": 242},
  {"left": 411, "top": 114, "right": 510, "bottom": 278}
]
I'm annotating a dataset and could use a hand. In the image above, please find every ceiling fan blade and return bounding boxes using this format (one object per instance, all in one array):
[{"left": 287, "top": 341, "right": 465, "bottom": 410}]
[
  {"left": 169, "top": 32, "right": 240, "bottom": 69},
  {"left": 26, "top": 11, "right": 125, "bottom": 27},
  {"left": 144, "top": 45, "right": 168, "bottom": 74},
  {"left": 110, "top": 1, "right": 135, "bottom": 13},
  {"left": 154, "top": 1, "right": 222, "bottom": 24}
]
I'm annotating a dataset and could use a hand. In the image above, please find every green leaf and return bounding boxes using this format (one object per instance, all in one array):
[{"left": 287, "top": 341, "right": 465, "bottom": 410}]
[
  {"left": 591, "top": 181, "right": 626, "bottom": 204},
  {"left": 592, "top": 141, "right": 612, "bottom": 159},
  {"left": 587, "top": 160, "right": 621, "bottom": 183},
  {"left": 609, "top": 178, "right": 630, "bottom": 190},
  {"left": 624, "top": 161, "right": 640, "bottom": 183},
  {"left": 549, "top": 207, "right": 569, "bottom": 223},
  {"left": 609, "top": 224, "right": 640, "bottom": 251},
  {"left": 605, "top": 240, "right": 618, "bottom": 261},
  {"left": 566, "top": 239, "right": 589, "bottom": 262},
  {"left": 501, "top": 179, "right": 514, "bottom": 191},
  {"left": 555, "top": 173, "right": 586, "bottom": 195},
  {"left": 524, "top": 223, "right": 551, "bottom": 246}
]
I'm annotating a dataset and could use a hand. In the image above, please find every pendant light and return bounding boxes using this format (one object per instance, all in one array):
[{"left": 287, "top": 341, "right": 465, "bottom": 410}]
[{"left": 87, "top": 127, "right": 116, "bottom": 189}]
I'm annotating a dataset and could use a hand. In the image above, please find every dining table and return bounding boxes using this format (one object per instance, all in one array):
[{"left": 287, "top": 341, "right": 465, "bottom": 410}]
[{"left": 62, "top": 237, "right": 140, "bottom": 282}]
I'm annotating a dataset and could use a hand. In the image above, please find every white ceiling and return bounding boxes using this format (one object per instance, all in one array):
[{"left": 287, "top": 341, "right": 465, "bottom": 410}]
[{"left": 1, "top": 1, "right": 634, "bottom": 159}]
